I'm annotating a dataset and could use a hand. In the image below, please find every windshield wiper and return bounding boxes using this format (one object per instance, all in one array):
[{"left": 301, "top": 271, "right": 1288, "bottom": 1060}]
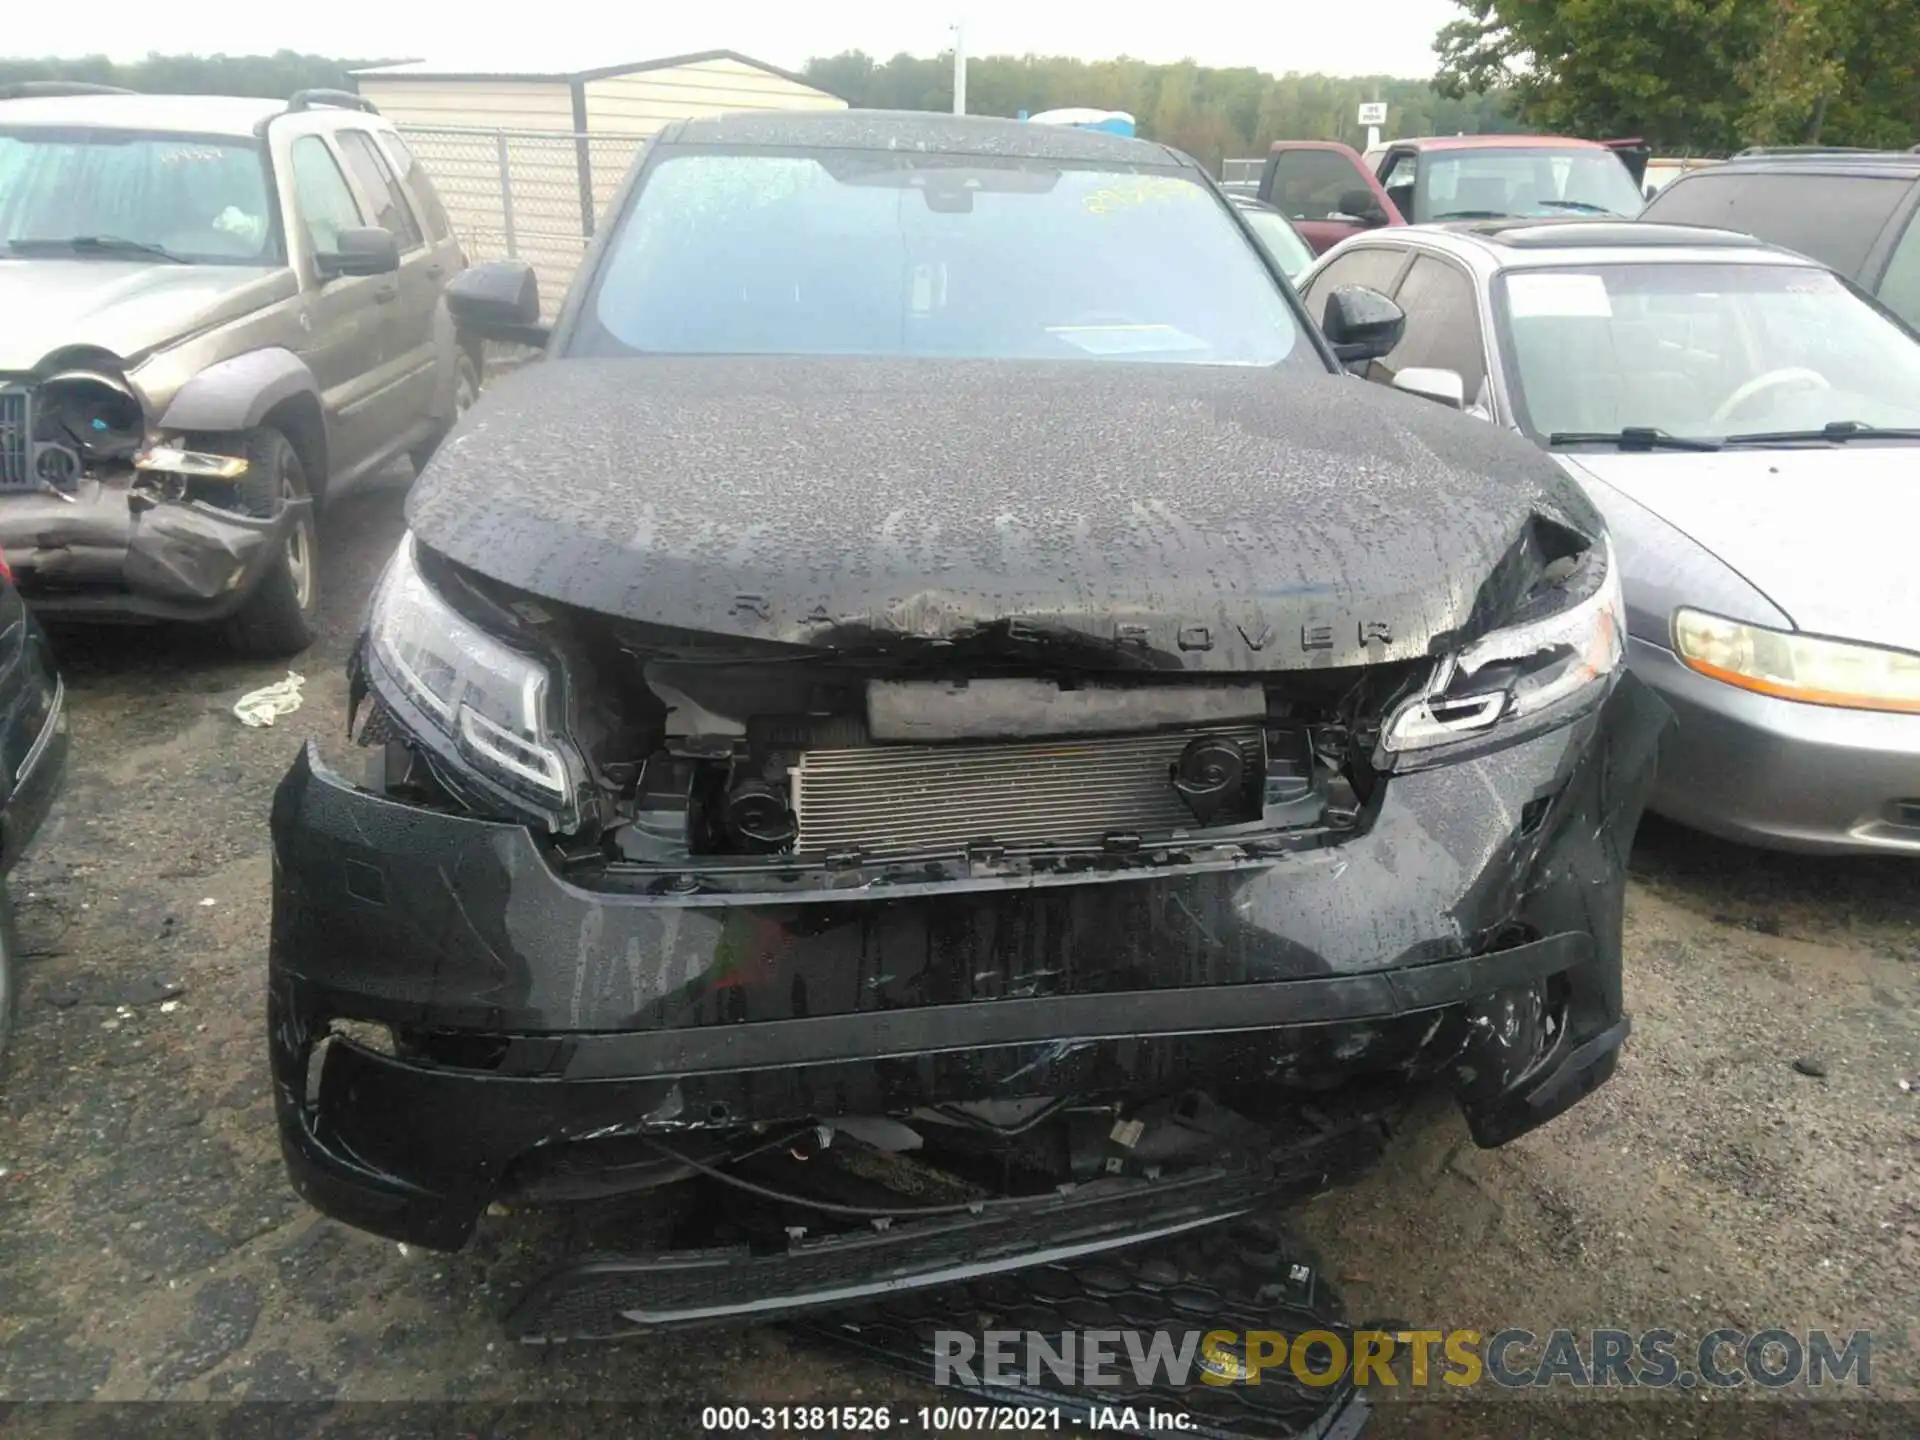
[
  {"left": 1722, "top": 420, "right": 1920, "bottom": 446},
  {"left": 1533, "top": 199, "right": 1618, "bottom": 214},
  {"left": 1431, "top": 209, "right": 1510, "bottom": 220},
  {"left": 1548, "top": 427, "right": 1722, "bottom": 452},
  {"left": 5, "top": 235, "right": 187, "bottom": 263}
]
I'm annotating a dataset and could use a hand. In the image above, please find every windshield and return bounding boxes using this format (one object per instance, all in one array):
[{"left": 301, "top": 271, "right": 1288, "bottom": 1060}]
[
  {"left": 1418, "top": 148, "right": 1646, "bottom": 221},
  {"left": 0, "top": 127, "right": 275, "bottom": 265},
  {"left": 1239, "top": 207, "right": 1315, "bottom": 282},
  {"left": 574, "top": 150, "right": 1314, "bottom": 367},
  {"left": 1496, "top": 262, "right": 1920, "bottom": 442}
]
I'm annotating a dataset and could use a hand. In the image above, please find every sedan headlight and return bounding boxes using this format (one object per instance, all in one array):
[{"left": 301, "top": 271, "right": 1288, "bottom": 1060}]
[
  {"left": 1383, "top": 540, "right": 1625, "bottom": 757},
  {"left": 1674, "top": 610, "right": 1920, "bottom": 715},
  {"left": 366, "top": 533, "right": 578, "bottom": 824}
]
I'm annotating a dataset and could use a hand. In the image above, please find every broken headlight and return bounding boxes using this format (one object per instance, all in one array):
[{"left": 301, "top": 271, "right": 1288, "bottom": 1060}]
[
  {"left": 366, "top": 533, "right": 579, "bottom": 828},
  {"left": 1381, "top": 539, "right": 1624, "bottom": 759}
]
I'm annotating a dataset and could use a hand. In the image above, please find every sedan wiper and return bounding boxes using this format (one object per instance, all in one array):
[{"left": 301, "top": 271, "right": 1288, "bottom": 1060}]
[
  {"left": 1432, "top": 209, "right": 1510, "bottom": 220},
  {"left": 1722, "top": 420, "right": 1920, "bottom": 445},
  {"left": 1547, "top": 427, "right": 1722, "bottom": 452},
  {"left": 5, "top": 234, "right": 187, "bottom": 263},
  {"left": 1533, "top": 199, "right": 1618, "bottom": 214}
]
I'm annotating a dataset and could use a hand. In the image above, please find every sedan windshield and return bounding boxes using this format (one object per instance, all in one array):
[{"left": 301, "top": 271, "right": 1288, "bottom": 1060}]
[
  {"left": 575, "top": 150, "right": 1313, "bottom": 367},
  {"left": 1420, "top": 148, "right": 1645, "bottom": 221},
  {"left": 1238, "top": 205, "right": 1316, "bottom": 282},
  {"left": 0, "top": 127, "right": 276, "bottom": 265},
  {"left": 1497, "top": 262, "right": 1920, "bottom": 442}
]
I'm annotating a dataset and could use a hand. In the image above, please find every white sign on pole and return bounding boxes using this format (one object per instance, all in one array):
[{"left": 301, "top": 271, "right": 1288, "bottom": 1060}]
[{"left": 1357, "top": 102, "right": 1388, "bottom": 126}]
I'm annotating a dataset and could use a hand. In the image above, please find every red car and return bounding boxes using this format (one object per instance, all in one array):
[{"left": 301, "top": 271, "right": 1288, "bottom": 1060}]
[{"left": 1257, "top": 134, "right": 1650, "bottom": 254}]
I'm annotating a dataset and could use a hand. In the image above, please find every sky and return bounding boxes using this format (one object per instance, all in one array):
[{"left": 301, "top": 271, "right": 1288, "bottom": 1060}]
[{"left": 1, "top": 0, "right": 1462, "bottom": 81}]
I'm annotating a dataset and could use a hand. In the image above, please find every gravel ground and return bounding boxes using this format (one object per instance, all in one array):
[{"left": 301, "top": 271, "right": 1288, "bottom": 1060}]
[{"left": 0, "top": 470, "right": 1914, "bottom": 1437}]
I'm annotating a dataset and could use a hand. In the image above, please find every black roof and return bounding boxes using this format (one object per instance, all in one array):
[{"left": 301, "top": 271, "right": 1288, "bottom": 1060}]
[
  {"left": 1466, "top": 219, "right": 1768, "bottom": 250},
  {"left": 1709, "top": 148, "right": 1920, "bottom": 177},
  {"left": 661, "top": 109, "right": 1189, "bottom": 166}
]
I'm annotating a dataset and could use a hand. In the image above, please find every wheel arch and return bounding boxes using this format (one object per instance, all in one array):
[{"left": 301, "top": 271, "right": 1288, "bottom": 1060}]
[{"left": 158, "top": 348, "right": 331, "bottom": 498}]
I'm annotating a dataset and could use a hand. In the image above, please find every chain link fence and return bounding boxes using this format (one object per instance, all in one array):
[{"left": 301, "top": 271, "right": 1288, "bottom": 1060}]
[{"left": 397, "top": 126, "right": 655, "bottom": 317}]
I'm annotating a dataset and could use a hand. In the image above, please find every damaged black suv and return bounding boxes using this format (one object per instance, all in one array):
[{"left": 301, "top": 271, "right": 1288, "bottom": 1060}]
[{"left": 269, "top": 111, "right": 1668, "bottom": 1337}]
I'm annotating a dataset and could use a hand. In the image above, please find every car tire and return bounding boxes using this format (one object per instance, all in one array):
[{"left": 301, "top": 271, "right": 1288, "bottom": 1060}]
[
  {"left": 411, "top": 351, "right": 480, "bottom": 474},
  {"left": 215, "top": 427, "right": 320, "bottom": 658}
]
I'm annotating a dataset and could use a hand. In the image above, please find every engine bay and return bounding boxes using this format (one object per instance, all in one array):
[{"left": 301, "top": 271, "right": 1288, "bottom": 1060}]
[{"left": 357, "top": 560, "right": 1429, "bottom": 875}]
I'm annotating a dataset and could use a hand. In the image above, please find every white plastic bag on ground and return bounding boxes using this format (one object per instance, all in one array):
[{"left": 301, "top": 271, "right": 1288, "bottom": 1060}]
[{"left": 233, "top": 672, "right": 305, "bottom": 728}]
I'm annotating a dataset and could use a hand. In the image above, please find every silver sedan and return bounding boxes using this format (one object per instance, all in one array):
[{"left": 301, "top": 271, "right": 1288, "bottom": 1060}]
[{"left": 1296, "top": 219, "right": 1920, "bottom": 854}]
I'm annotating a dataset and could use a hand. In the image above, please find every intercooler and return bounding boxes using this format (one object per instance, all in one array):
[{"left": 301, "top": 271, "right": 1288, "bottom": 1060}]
[{"left": 790, "top": 727, "right": 1263, "bottom": 856}]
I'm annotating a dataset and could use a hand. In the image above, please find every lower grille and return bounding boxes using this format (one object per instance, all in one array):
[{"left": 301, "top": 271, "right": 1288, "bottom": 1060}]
[
  {"left": 791, "top": 727, "right": 1262, "bottom": 856},
  {"left": 0, "top": 389, "right": 28, "bottom": 491}
]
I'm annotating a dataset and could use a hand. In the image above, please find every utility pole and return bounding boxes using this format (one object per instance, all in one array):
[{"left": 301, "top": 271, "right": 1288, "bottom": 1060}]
[{"left": 952, "top": 22, "right": 967, "bottom": 115}]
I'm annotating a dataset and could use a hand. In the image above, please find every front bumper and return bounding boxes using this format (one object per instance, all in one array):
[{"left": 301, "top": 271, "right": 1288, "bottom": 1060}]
[
  {"left": 1630, "top": 637, "right": 1920, "bottom": 854},
  {"left": 269, "top": 674, "right": 1669, "bottom": 1260},
  {"left": 1, "top": 479, "right": 307, "bottom": 623}
]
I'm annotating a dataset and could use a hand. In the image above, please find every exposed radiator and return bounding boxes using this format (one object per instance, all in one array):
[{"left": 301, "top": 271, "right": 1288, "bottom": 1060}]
[{"left": 791, "top": 727, "right": 1263, "bottom": 856}]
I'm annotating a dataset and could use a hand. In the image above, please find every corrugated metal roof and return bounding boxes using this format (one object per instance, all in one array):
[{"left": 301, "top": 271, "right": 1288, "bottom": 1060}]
[{"left": 353, "top": 48, "right": 835, "bottom": 96}]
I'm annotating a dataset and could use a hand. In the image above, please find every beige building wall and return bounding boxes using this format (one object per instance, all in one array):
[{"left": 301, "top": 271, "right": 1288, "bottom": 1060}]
[{"left": 356, "top": 56, "right": 845, "bottom": 313}]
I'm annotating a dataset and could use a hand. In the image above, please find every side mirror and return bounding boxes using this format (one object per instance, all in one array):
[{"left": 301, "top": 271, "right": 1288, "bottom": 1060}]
[
  {"left": 446, "top": 261, "right": 549, "bottom": 347},
  {"left": 1336, "top": 188, "right": 1387, "bottom": 226},
  {"left": 1320, "top": 284, "right": 1405, "bottom": 364},
  {"left": 319, "top": 226, "right": 399, "bottom": 277},
  {"left": 1392, "top": 367, "right": 1467, "bottom": 410}
]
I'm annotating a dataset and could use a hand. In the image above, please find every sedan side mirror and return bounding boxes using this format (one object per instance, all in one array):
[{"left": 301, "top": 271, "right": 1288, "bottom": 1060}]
[
  {"left": 1335, "top": 188, "right": 1388, "bottom": 226},
  {"left": 446, "top": 261, "right": 549, "bottom": 347},
  {"left": 1321, "top": 284, "right": 1405, "bottom": 364},
  {"left": 1392, "top": 366, "right": 1467, "bottom": 410},
  {"left": 319, "top": 226, "right": 400, "bottom": 278}
]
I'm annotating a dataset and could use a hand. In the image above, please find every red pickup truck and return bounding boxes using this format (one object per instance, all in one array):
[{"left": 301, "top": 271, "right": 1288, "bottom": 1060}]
[{"left": 1258, "top": 134, "right": 1650, "bottom": 253}]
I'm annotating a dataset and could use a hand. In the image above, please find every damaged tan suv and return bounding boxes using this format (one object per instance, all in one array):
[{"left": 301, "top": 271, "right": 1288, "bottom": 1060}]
[{"left": 0, "top": 84, "right": 475, "bottom": 655}]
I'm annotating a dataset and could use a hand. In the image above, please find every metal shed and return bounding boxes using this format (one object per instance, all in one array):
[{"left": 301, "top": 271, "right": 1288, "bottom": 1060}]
[{"left": 352, "top": 50, "right": 847, "bottom": 310}]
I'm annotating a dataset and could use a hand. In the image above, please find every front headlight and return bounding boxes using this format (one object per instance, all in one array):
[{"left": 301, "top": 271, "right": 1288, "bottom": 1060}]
[
  {"left": 1383, "top": 540, "right": 1625, "bottom": 757},
  {"left": 366, "top": 533, "right": 578, "bottom": 824},
  {"left": 1674, "top": 610, "right": 1920, "bottom": 715}
]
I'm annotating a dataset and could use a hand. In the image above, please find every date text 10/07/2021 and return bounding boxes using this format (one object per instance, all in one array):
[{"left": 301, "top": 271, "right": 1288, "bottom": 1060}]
[{"left": 700, "top": 1405, "right": 1191, "bottom": 1432}]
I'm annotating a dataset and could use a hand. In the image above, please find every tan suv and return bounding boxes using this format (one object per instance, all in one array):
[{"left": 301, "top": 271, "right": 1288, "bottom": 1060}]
[{"left": 0, "top": 85, "right": 475, "bottom": 655}]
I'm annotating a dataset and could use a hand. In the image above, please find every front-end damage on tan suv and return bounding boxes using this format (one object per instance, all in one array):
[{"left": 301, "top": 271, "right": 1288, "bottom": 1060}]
[
  {"left": 0, "top": 351, "right": 314, "bottom": 628},
  {"left": 1, "top": 85, "right": 473, "bottom": 655}
]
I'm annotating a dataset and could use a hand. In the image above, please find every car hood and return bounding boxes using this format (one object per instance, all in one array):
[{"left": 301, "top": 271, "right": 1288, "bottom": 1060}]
[
  {"left": 407, "top": 357, "right": 1603, "bottom": 672},
  {"left": 1558, "top": 449, "right": 1917, "bottom": 653},
  {"left": 0, "top": 258, "right": 290, "bottom": 373}
]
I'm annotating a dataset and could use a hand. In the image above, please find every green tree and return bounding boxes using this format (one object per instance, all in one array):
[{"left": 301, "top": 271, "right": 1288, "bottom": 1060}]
[
  {"left": 1434, "top": 0, "right": 1919, "bottom": 150},
  {"left": 0, "top": 51, "right": 395, "bottom": 99}
]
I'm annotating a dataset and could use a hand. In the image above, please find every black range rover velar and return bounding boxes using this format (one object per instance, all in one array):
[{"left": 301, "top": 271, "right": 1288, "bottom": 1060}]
[{"left": 266, "top": 111, "right": 1669, "bottom": 1337}]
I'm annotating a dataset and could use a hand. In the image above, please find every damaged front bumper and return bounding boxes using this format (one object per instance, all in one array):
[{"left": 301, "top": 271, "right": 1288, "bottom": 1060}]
[
  {"left": 270, "top": 675, "right": 1668, "bottom": 1309},
  {"left": 0, "top": 478, "right": 307, "bottom": 622}
]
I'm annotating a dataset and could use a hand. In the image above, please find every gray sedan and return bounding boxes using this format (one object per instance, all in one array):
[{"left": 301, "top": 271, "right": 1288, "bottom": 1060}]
[{"left": 1297, "top": 218, "right": 1920, "bottom": 854}]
